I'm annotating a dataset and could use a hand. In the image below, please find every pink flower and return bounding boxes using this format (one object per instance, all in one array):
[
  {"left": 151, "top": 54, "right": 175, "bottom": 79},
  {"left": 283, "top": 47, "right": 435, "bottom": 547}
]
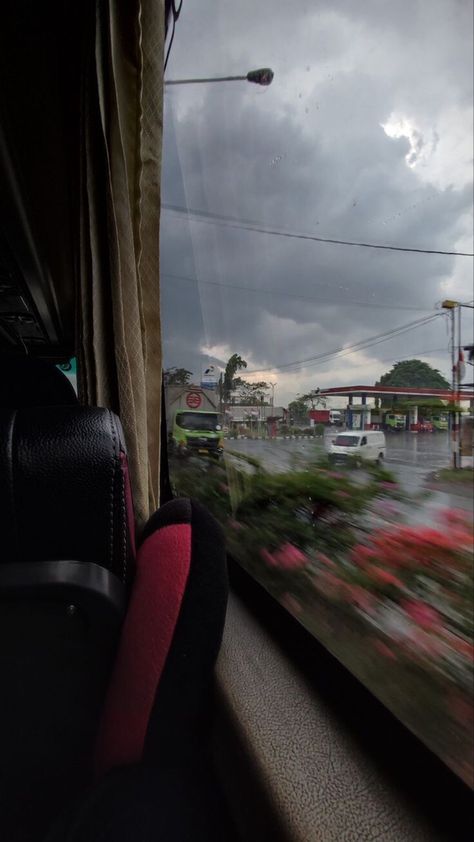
[
  {"left": 367, "top": 566, "right": 403, "bottom": 588},
  {"left": 273, "top": 542, "right": 309, "bottom": 571},
  {"left": 228, "top": 519, "right": 243, "bottom": 531},
  {"left": 401, "top": 600, "right": 442, "bottom": 631},
  {"left": 442, "top": 508, "right": 471, "bottom": 528},
  {"left": 350, "top": 545, "right": 378, "bottom": 566}
]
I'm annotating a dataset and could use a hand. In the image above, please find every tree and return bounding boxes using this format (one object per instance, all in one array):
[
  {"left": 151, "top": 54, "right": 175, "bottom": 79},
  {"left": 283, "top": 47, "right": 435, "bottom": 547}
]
[
  {"left": 232, "top": 378, "right": 269, "bottom": 405},
  {"left": 223, "top": 354, "right": 247, "bottom": 401},
  {"left": 300, "top": 389, "right": 327, "bottom": 409},
  {"left": 377, "top": 359, "right": 450, "bottom": 390},
  {"left": 288, "top": 398, "right": 309, "bottom": 425},
  {"left": 163, "top": 367, "right": 193, "bottom": 386}
]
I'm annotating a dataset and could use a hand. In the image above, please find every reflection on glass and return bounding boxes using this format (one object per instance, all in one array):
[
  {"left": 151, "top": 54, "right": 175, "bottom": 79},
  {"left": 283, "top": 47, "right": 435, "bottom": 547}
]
[
  {"left": 161, "top": 0, "right": 474, "bottom": 789},
  {"left": 176, "top": 412, "right": 220, "bottom": 431},
  {"left": 334, "top": 434, "right": 360, "bottom": 447}
]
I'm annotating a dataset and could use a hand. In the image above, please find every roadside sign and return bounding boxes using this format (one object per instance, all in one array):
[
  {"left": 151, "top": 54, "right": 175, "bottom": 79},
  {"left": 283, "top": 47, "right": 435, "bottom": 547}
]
[
  {"left": 201, "top": 365, "right": 218, "bottom": 389},
  {"left": 186, "top": 391, "right": 202, "bottom": 409}
]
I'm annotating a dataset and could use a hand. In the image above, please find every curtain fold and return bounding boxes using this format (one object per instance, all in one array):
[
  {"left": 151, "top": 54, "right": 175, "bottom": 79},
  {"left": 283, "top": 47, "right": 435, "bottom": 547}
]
[{"left": 78, "top": 0, "right": 164, "bottom": 528}]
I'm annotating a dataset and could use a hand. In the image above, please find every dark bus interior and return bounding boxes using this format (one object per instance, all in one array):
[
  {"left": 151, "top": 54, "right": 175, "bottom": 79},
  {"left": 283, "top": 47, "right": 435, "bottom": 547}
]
[{"left": 0, "top": 2, "right": 472, "bottom": 840}]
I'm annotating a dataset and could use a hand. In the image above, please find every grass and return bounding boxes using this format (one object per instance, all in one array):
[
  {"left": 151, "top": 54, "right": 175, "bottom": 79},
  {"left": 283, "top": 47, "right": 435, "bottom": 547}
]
[{"left": 436, "top": 467, "right": 473, "bottom": 484}]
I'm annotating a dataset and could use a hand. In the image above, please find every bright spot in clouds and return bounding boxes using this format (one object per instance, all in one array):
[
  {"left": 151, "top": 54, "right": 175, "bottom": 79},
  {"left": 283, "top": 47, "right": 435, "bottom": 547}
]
[{"left": 381, "top": 114, "right": 435, "bottom": 169}]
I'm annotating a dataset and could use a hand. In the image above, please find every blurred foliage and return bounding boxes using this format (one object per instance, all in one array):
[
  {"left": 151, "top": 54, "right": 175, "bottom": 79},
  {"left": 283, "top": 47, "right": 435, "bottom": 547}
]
[{"left": 170, "top": 449, "right": 474, "bottom": 786}]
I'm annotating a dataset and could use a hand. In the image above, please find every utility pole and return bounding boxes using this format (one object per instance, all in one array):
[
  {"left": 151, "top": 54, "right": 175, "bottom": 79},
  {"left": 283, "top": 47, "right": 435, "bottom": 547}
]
[
  {"left": 269, "top": 382, "right": 276, "bottom": 412},
  {"left": 457, "top": 303, "right": 463, "bottom": 468},
  {"left": 442, "top": 300, "right": 459, "bottom": 468},
  {"left": 218, "top": 372, "right": 223, "bottom": 422}
]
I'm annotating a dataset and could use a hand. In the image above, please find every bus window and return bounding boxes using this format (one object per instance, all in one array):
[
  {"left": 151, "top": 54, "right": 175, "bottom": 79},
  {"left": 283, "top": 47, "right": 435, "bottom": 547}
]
[{"left": 161, "top": 0, "right": 474, "bottom": 789}]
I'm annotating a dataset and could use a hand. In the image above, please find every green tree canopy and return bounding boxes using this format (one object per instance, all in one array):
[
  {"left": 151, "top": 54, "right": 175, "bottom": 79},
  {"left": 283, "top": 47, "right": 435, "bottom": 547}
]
[
  {"left": 231, "top": 378, "right": 270, "bottom": 405},
  {"left": 163, "top": 367, "right": 193, "bottom": 386},
  {"left": 223, "top": 354, "right": 248, "bottom": 401},
  {"left": 377, "top": 359, "right": 450, "bottom": 390},
  {"left": 288, "top": 398, "right": 309, "bottom": 424}
]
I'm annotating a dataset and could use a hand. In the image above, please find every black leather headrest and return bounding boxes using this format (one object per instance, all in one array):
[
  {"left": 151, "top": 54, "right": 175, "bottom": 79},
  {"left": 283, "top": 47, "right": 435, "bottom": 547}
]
[
  {"left": 0, "top": 407, "right": 134, "bottom": 581},
  {"left": 0, "top": 354, "right": 78, "bottom": 408}
]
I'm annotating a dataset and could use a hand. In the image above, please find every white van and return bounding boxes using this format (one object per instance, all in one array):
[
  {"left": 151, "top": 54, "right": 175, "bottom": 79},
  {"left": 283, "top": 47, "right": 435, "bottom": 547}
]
[
  {"left": 329, "top": 430, "right": 386, "bottom": 463},
  {"left": 329, "top": 410, "right": 342, "bottom": 425}
]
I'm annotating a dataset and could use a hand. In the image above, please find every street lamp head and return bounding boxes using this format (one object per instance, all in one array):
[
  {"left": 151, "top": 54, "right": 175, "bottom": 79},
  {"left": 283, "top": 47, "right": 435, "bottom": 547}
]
[
  {"left": 441, "top": 299, "right": 459, "bottom": 309},
  {"left": 246, "top": 67, "right": 274, "bottom": 86}
]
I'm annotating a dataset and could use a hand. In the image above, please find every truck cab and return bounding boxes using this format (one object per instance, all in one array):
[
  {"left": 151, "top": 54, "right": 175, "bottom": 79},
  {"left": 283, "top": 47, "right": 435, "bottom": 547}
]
[
  {"left": 385, "top": 413, "right": 406, "bottom": 431},
  {"left": 171, "top": 409, "right": 223, "bottom": 457},
  {"left": 432, "top": 413, "right": 449, "bottom": 431}
]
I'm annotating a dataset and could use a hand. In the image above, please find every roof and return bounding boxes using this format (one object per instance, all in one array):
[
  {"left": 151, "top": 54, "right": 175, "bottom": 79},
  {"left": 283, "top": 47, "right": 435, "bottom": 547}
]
[{"left": 318, "top": 385, "right": 474, "bottom": 400}]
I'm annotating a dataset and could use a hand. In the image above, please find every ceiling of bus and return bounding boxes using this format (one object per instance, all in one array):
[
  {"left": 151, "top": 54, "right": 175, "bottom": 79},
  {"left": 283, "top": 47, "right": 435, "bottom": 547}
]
[{"left": 0, "top": 0, "right": 93, "bottom": 359}]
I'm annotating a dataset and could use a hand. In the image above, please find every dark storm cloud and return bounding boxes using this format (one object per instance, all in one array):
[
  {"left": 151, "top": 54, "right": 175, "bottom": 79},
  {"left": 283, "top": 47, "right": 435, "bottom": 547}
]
[{"left": 160, "top": 0, "right": 473, "bottom": 396}]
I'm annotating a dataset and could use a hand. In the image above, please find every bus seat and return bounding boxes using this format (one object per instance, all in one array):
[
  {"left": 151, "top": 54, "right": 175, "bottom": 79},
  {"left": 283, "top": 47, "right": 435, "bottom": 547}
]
[
  {"left": 0, "top": 353, "right": 79, "bottom": 408},
  {"left": 96, "top": 497, "right": 228, "bottom": 775},
  {"left": 47, "top": 499, "right": 229, "bottom": 842},
  {"left": 0, "top": 406, "right": 133, "bottom": 841},
  {"left": 0, "top": 406, "right": 134, "bottom": 581}
]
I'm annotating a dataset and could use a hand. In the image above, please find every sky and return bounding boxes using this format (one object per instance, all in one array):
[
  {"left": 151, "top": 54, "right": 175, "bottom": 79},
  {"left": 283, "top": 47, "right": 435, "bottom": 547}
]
[{"left": 160, "top": 0, "right": 473, "bottom": 406}]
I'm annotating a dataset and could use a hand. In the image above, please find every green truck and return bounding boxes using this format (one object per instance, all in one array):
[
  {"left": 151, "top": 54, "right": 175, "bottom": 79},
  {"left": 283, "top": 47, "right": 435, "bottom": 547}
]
[
  {"left": 431, "top": 413, "right": 448, "bottom": 431},
  {"left": 166, "top": 386, "right": 223, "bottom": 458},
  {"left": 384, "top": 412, "right": 406, "bottom": 431}
]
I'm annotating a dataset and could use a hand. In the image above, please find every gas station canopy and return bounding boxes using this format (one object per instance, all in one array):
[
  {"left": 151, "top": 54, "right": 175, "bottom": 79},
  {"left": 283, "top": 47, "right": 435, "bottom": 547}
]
[{"left": 318, "top": 385, "right": 474, "bottom": 400}]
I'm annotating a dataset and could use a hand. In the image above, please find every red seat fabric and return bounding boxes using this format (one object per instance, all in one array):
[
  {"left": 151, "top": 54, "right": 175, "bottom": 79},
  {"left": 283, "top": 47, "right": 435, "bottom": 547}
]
[{"left": 96, "top": 497, "right": 228, "bottom": 775}]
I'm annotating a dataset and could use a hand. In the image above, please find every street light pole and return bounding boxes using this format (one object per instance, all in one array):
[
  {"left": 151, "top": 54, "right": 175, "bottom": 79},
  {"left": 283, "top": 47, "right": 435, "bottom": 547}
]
[
  {"left": 457, "top": 303, "right": 463, "bottom": 468},
  {"left": 443, "top": 299, "right": 459, "bottom": 468},
  {"left": 165, "top": 67, "right": 274, "bottom": 87},
  {"left": 269, "top": 381, "right": 276, "bottom": 412}
]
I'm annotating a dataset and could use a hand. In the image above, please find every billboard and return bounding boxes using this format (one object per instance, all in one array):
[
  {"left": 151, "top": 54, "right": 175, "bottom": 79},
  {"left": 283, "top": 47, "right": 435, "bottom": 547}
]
[{"left": 201, "top": 365, "right": 218, "bottom": 389}]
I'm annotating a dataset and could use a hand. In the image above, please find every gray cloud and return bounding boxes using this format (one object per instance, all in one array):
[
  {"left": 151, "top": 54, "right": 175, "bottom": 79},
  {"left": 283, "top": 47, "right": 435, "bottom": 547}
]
[{"left": 160, "top": 0, "right": 473, "bottom": 399}]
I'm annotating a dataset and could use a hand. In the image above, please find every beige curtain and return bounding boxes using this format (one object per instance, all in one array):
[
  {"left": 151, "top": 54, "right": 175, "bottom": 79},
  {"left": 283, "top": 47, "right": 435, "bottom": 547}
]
[{"left": 78, "top": 0, "right": 164, "bottom": 529}]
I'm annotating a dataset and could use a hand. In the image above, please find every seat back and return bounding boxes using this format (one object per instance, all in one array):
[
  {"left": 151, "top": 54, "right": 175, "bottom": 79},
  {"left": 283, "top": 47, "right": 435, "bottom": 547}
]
[
  {"left": 0, "top": 353, "right": 79, "bottom": 408},
  {"left": 0, "top": 406, "right": 135, "bottom": 841}
]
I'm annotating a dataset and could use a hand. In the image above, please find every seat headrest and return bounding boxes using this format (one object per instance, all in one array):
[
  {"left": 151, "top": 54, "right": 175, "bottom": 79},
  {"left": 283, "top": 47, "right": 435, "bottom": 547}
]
[
  {"left": 0, "top": 354, "right": 78, "bottom": 408},
  {"left": 0, "top": 407, "right": 134, "bottom": 581}
]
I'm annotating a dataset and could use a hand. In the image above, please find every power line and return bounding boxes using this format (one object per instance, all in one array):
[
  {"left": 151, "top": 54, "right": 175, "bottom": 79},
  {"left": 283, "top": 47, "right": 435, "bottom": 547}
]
[
  {"left": 245, "top": 313, "right": 443, "bottom": 374},
  {"left": 162, "top": 203, "right": 474, "bottom": 258},
  {"left": 162, "top": 271, "right": 436, "bottom": 312},
  {"left": 363, "top": 346, "right": 448, "bottom": 366},
  {"left": 293, "top": 345, "right": 450, "bottom": 372}
]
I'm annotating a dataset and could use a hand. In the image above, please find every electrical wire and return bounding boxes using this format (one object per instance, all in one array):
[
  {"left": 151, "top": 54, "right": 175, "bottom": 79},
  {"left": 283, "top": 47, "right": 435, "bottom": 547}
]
[
  {"left": 162, "top": 271, "right": 437, "bottom": 312},
  {"left": 162, "top": 202, "right": 474, "bottom": 257},
  {"left": 244, "top": 313, "right": 443, "bottom": 374},
  {"left": 164, "top": 1, "right": 184, "bottom": 72}
]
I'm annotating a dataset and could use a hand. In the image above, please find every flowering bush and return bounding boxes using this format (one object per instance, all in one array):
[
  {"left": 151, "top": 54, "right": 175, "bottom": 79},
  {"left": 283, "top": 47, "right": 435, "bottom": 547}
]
[
  {"left": 311, "top": 509, "right": 474, "bottom": 689},
  {"left": 171, "top": 453, "right": 473, "bottom": 786}
]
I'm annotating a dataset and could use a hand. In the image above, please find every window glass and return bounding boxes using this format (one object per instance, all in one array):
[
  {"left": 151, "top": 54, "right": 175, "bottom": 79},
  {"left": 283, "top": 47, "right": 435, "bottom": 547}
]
[
  {"left": 334, "top": 434, "right": 360, "bottom": 447},
  {"left": 56, "top": 357, "right": 77, "bottom": 394},
  {"left": 161, "top": 0, "right": 474, "bottom": 788}
]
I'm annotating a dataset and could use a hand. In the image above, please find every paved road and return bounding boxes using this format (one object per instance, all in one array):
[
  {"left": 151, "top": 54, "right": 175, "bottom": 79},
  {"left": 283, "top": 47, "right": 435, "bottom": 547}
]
[
  {"left": 226, "top": 432, "right": 472, "bottom": 518},
  {"left": 228, "top": 432, "right": 450, "bottom": 487}
]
